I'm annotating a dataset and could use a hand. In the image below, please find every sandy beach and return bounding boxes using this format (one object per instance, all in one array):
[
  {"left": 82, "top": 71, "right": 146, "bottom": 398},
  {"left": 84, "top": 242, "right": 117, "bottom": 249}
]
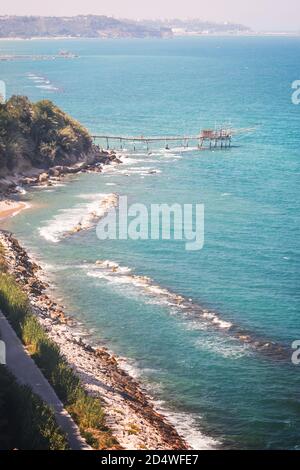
[
  {"left": 0, "top": 199, "right": 28, "bottom": 220},
  {"left": 0, "top": 150, "right": 120, "bottom": 223}
]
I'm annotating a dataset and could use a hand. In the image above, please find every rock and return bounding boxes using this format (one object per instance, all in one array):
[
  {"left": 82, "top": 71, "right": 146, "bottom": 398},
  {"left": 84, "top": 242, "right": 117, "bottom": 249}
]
[
  {"left": 48, "top": 167, "right": 62, "bottom": 177},
  {"left": 38, "top": 172, "right": 49, "bottom": 183},
  {"left": 20, "top": 177, "right": 36, "bottom": 185},
  {"left": 0, "top": 179, "right": 16, "bottom": 193}
]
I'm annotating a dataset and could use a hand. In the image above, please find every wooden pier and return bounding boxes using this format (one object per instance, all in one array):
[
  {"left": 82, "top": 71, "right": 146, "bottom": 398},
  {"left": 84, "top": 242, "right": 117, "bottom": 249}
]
[{"left": 92, "top": 127, "right": 254, "bottom": 152}]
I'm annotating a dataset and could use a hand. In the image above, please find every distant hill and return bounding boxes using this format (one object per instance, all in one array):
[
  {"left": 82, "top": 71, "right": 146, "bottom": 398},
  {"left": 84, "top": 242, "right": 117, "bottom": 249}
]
[
  {"left": 139, "top": 18, "right": 251, "bottom": 35},
  {"left": 0, "top": 15, "right": 172, "bottom": 39}
]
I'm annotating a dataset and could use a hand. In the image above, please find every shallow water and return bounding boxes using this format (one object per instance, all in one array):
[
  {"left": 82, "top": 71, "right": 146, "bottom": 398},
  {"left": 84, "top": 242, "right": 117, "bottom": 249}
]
[{"left": 1, "top": 36, "right": 300, "bottom": 449}]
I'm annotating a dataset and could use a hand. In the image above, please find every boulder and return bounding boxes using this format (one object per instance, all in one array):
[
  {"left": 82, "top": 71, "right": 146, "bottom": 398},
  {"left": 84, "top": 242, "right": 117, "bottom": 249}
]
[{"left": 38, "top": 172, "right": 49, "bottom": 183}]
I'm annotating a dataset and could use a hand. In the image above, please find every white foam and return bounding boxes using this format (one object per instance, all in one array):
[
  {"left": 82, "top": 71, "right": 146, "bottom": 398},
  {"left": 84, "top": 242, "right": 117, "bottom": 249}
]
[
  {"left": 84, "top": 260, "right": 234, "bottom": 333},
  {"left": 194, "top": 336, "right": 250, "bottom": 359},
  {"left": 36, "top": 84, "right": 59, "bottom": 91},
  {"left": 202, "top": 310, "right": 232, "bottom": 329},
  {"left": 117, "top": 166, "right": 161, "bottom": 177},
  {"left": 27, "top": 73, "right": 58, "bottom": 92},
  {"left": 15, "top": 185, "right": 27, "bottom": 195},
  {"left": 39, "top": 193, "right": 118, "bottom": 243},
  {"left": 118, "top": 358, "right": 219, "bottom": 449},
  {"left": 86, "top": 263, "right": 184, "bottom": 309},
  {"left": 153, "top": 404, "right": 219, "bottom": 450},
  {"left": 165, "top": 146, "right": 199, "bottom": 153},
  {"left": 94, "top": 260, "right": 132, "bottom": 274}
]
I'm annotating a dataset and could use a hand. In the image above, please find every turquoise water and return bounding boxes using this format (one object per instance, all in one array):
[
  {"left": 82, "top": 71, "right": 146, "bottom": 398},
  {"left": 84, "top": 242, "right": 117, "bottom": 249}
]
[{"left": 1, "top": 37, "right": 300, "bottom": 449}]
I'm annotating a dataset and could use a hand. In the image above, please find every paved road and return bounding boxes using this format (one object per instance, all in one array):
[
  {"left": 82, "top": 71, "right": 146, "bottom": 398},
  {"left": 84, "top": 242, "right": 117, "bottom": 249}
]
[{"left": 0, "top": 310, "right": 91, "bottom": 450}]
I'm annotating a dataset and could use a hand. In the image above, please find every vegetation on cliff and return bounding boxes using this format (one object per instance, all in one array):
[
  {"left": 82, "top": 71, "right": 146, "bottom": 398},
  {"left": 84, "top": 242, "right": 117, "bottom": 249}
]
[
  {"left": 0, "top": 96, "right": 92, "bottom": 176},
  {"left": 0, "top": 243, "right": 118, "bottom": 449}
]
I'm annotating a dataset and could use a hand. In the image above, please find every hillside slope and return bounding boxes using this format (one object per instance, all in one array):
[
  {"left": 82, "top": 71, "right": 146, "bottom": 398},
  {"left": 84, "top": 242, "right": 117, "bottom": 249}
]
[
  {"left": 0, "top": 15, "right": 172, "bottom": 39},
  {"left": 0, "top": 96, "right": 94, "bottom": 178}
]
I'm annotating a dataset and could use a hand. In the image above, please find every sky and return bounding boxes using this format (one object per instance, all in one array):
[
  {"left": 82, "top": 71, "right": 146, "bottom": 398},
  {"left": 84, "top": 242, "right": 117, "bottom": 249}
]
[{"left": 1, "top": 0, "right": 300, "bottom": 31}]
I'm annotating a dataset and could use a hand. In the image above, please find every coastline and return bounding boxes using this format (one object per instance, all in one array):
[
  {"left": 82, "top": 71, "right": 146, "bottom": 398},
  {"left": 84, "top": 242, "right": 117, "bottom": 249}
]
[
  {"left": 0, "top": 230, "right": 189, "bottom": 450},
  {"left": 0, "top": 32, "right": 299, "bottom": 41},
  {"left": 0, "top": 200, "right": 29, "bottom": 220},
  {"left": 0, "top": 149, "right": 121, "bottom": 221},
  {"left": 0, "top": 150, "right": 194, "bottom": 450},
  {"left": 0, "top": 143, "right": 289, "bottom": 449}
]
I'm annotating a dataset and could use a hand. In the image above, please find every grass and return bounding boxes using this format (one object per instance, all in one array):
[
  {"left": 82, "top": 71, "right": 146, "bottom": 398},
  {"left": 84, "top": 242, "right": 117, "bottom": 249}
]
[
  {"left": 126, "top": 423, "right": 140, "bottom": 436},
  {"left": 0, "top": 352, "right": 68, "bottom": 449},
  {"left": 0, "top": 242, "right": 119, "bottom": 449}
]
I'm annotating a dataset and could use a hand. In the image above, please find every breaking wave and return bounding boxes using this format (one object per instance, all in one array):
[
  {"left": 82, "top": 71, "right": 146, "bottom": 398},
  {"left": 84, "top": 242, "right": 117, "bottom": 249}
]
[
  {"left": 118, "top": 358, "right": 219, "bottom": 449},
  {"left": 39, "top": 193, "right": 118, "bottom": 243},
  {"left": 84, "top": 259, "right": 289, "bottom": 358},
  {"left": 27, "top": 73, "right": 60, "bottom": 92},
  {"left": 84, "top": 259, "right": 233, "bottom": 332}
]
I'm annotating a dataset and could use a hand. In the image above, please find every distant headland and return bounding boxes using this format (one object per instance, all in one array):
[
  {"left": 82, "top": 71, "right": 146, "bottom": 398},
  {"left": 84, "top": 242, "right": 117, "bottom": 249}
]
[{"left": 0, "top": 15, "right": 252, "bottom": 39}]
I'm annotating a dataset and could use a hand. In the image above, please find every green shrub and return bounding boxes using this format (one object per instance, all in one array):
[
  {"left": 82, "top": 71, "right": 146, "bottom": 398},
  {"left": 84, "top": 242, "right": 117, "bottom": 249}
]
[
  {"left": 69, "top": 387, "right": 105, "bottom": 430},
  {"left": 50, "top": 361, "right": 80, "bottom": 405},
  {"left": 0, "top": 272, "right": 30, "bottom": 331},
  {"left": 0, "top": 96, "right": 93, "bottom": 173},
  {"left": 0, "top": 242, "right": 118, "bottom": 449},
  {"left": 21, "top": 314, "right": 47, "bottom": 353},
  {"left": 0, "top": 365, "right": 68, "bottom": 450}
]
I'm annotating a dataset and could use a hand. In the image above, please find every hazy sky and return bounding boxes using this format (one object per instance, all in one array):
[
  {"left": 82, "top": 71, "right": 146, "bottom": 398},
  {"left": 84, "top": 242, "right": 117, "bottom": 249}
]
[{"left": 1, "top": 0, "right": 300, "bottom": 31}]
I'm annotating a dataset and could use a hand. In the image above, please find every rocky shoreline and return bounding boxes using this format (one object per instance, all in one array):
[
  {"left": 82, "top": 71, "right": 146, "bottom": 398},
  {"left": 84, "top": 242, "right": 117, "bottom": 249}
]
[
  {"left": 0, "top": 230, "right": 189, "bottom": 450},
  {"left": 0, "top": 148, "right": 121, "bottom": 197}
]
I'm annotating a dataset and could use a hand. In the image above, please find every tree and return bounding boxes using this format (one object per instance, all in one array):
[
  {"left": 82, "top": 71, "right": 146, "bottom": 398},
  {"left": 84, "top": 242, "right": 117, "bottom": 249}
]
[{"left": 0, "top": 96, "right": 93, "bottom": 174}]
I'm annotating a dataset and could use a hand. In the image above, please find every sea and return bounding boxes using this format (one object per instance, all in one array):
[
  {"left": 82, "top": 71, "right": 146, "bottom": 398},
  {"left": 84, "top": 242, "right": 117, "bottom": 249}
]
[{"left": 0, "top": 36, "right": 299, "bottom": 449}]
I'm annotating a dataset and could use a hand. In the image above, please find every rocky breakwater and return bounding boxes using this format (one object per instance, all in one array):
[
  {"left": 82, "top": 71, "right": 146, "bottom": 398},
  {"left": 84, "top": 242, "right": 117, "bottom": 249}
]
[{"left": 0, "top": 230, "right": 189, "bottom": 450}]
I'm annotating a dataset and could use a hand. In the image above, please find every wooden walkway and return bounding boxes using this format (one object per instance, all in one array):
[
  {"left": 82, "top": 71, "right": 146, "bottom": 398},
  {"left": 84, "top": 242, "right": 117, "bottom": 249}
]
[{"left": 92, "top": 127, "right": 254, "bottom": 151}]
